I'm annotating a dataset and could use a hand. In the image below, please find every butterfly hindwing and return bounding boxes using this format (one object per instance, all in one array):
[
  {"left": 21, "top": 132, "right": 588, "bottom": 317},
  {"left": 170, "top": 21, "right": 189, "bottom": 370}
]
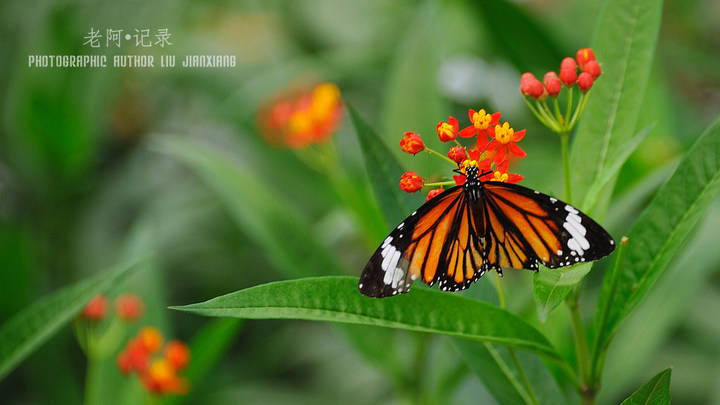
[
  {"left": 481, "top": 182, "right": 615, "bottom": 270},
  {"left": 359, "top": 186, "right": 486, "bottom": 298}
]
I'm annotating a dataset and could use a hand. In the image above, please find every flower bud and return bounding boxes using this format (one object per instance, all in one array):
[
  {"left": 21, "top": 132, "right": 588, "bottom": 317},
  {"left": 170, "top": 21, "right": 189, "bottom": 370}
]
[
  {"left": 543, "top": 71, "right": 562, "bottom": 97},
  {"left": 520, "top": 76, "right": 545, "bottom": 99},
  {"left": 447, "top": 146, "right": 467, "bottom": 165},
  {"left": 399, "top": 131, "right": 425, "bottom": 155},
  {"left": 576, "top": 48, "right": 596, "bottom": 70},
  {"left": 399, "top": 171, "right": 423, "bottom": 193},
  {"left": 115, "top": 293, "right": 144, "bottom": 322},
  {"left": 81, "top": 294, "right": 109, "bottom": 321},
  {"left": 426, "top": 187, "right": 444, "bottom": 201},
  {"left": 583, "top": 60, "right": 602, "bottom": 79},
  {"left": 436, "top": 117, "right": 459, "bottom": 142},
  {"left": 577, "top": 72, "right": 594, "bottom": 92},
  {"left": 560, "top": 57, "right": 577, "bottom": 72}
]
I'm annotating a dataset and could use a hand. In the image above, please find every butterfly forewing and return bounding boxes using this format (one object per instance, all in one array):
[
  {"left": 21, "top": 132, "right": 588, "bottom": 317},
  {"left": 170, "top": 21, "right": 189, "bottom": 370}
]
[{"left": 482, "top": 182, "right": 615, "bottom": 269}]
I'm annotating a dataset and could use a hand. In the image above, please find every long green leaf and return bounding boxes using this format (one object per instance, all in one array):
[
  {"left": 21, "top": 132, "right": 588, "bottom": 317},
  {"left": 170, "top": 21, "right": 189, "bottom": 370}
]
[
  {"left": 533, "top": 0, "right": 664, "bottom": 314},
  {"left": 596, "top": 117, "right": 720, "bottom": 348},
  {"left": 570, "top": 0, "right": 664, "bottom": 202},
  {"left": 349, "top": 105, "right": 416, "bottom": 227},
  {"left": 172, "top": 276, "right": 561, "bottom": 361},
  {"left": 619, "top": 368, "right": 672, "bottom": 405},
  {"left": 0, "top": 258, "right": 145, "bottom": 381},
  {"left": 453, "top": 339, "right": 567, "bottom": 405},
  {"left": 154, "top": 136, "right": 343, "bottom": 278}
]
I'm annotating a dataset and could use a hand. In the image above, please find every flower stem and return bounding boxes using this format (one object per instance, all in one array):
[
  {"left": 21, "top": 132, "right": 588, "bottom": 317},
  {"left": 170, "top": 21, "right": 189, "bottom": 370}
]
[
  {"left": 560, "top": 133, "right": 572, "bottom": 203},
  {"left": 496, "top": 273, "right": 539, "bottom": 405},
  {"left": 425, "top": 147, "right": 458, "bottom": 166}
]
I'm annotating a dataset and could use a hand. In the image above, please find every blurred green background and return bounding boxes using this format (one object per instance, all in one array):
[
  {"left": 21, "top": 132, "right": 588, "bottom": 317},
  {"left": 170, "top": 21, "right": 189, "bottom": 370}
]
[{"left": 1, "top": 0, "right": 719, "bottom": 404}]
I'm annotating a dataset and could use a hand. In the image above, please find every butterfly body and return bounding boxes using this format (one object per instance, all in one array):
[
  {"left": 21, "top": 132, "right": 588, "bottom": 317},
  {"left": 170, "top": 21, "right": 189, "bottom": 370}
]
[{"left": 359, "top": 164, "right": 615, "bottom": 298}]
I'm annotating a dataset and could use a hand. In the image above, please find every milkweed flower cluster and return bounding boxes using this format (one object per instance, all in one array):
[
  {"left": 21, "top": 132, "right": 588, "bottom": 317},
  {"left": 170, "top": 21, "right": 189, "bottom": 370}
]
[
  {"left": 76, "top": 293, "right": 144, "bottom": 358},
  {"left": 117, "top": 327, "right": 191, "bottom": 396},
  {"left": 76, "top": 293, "right": 191, "bottom": 398},
  {"left": 258, "top": 82, "right": 343, "bottom": 148},
  {"left": 398, "top": 108, "right": 526, "bottom": 200},
  {"left": 520, "top": 48, "right": 602, "bottom": 134}
]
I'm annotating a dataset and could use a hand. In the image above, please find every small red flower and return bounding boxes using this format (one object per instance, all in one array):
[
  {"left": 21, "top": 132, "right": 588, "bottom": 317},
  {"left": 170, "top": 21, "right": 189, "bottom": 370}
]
[
  {"left": 447, "top": 146, "right": 467, "bottom": 165},
  {"left": 543, "top": 71, "right": 562, "bottom": 97},
  {"left": 142, "top": 358, "right": 189, "bottom": 395},
  {"left": 164, "top": 341, "right": 190, "bottom": 371},
  {"left": 487, "top": 122, "right": 527, "bottom": 165},
  {"left": 426, "top": 187, "right": 444, "bottom": 201},
  {"left": 115, "top": 293, "right": 144, "bottom": 322},
  {"left": 520, "top": 75, "right": 546, "bottom": 99},
  {"left": 490, "top": 170, "right": 523, "bottom": 184},
  {"left": 577, "top": 72, "right": 594, "bottom": 92},
  {"left": 459, "top": 109, "right": 501, "bottom": 138},
  {"left": 81, "top": 294, "right": 109, "bottom": 321},
  {"left": 139, "top": 326, "right": 164, "bottom": 354},
  {"left": 399, "top": 171, "right": 423, "bottom": 193},
  {"left": 583, "top": 60, "right": 602, "bottom": 79},
  {"left": 436, "top": 116, "right": 459, "bottom": 142},
  {"left": 400, "top": 131, "right": 425, "bottom": 155},
  {"left": 576, "top": 48, "right": 596, "bottom": 70}
]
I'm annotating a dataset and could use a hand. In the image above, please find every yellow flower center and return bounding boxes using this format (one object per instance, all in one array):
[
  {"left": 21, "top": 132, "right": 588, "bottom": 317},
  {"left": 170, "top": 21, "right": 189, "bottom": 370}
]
[
  {"left": 492, "top": 171, "right": 508, "bottom": 182},
  {"left": 310, "top": 83, "right": 341, "bottom": 121},
  {"left": 438, "top": 122, "right": 454, "bottom": 137},
  {"left": 494, "top": 122, "right": 514, "bottom": 144},
  {"left": 288, "top": 110, "right": 313, "bottom": 134},
  {"left": 472, "top": 109, "right": 492, "bottom": 130},
  {"left": 460, "top": 159, "right": 477, "bottom": 173}
]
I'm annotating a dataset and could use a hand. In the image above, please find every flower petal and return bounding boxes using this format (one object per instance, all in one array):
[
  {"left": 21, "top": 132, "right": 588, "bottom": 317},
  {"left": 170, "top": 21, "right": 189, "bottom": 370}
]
[
  {"left": 511, "top": 128, "right": 526, "bottom": 142},
  {"left": 494, "top": 146, "right": 507, "bottom": 166},
  {"left": 508, "top": 142, "right": 527, "bottom": 158},
  {"left": 459, "top": 126, "right": 477, "bottom": 138}
]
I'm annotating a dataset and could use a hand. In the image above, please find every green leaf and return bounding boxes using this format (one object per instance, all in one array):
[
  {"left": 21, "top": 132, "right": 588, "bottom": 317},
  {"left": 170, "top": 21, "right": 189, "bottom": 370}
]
[
  {"left": 532, "top": 263, "right": 591, "bottom": 322},
  {"left": 620, "top": 368, "right": 672, "bottom": 405},
  {"left": 349, "top": 105, "right": 416, "bottom": 227},
  {"left": 453, "top": 339, "right": 567, "bottom": 405},
  {"left": 597, "top": 117, "right": 720, "bottom": 349},
  {"left": 533, "top": 0, "right": 664, "bottom": 315},
  {"left": 582, "top": 123, "right": 654, "bottom": 213},
  {"left": 570, "top": 0, "right": 664, "bottom": 202},
  {"left": 154, "top": 136, "right": 343, "bottom": 278},
  {"left": 172, "top": 276, "right": 561, "bottom": 361},
  {"left": 0, "top": 258, "right": 145, "bottom": 381}
]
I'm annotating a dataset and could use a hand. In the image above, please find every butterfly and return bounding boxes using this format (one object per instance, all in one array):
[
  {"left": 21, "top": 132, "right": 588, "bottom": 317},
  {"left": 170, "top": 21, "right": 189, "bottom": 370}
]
[{"left": 359, "top": 163, "right": 615, "bottom": 298}]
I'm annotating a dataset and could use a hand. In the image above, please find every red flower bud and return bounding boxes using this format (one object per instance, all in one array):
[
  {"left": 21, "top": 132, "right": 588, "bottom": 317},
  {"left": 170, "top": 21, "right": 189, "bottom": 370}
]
[
  {"left": 399, "top": 131, "right": 425, "bottom": 155},
  {"left": 436, "top": 117, "right": 459, "bottom": 142},
  {"left": 543, "top": 71, "right": 562, "bottom": 97},
  {"left": 520, "top": 72, "right": 536, "bottom": 83},
  {"left": 426, "top": 187, "right": 444, "bottom": 201},
  {"left": 583, "top": 60, "right": 602, "bottom": 79},
  {"left": 81, "top": 294, "right": 110, "bottom": 321},
  {"left": 559, "top": 67, "right": 577, "bottom": 87},
  {"left": 399, "top": 171, "right": 423, "bottom": 193},
  {"left": 576, "top": 48, "right": 596, "bottom": 70},
  {"left": 560, "top": 57, "right": 577, "bottom": 72},
  {"left": 577, "top": 72, "right": 594, "bottom": 92},
  {"left": 115, "top": 293, "right": 144, "bottom": 322},
  {"left": 165, "top": 341, "right": 191, "bottom": 371},
  {"left": 520, "top": 77, "right": 545, "bottom": 99},
  {"left": 448, "top": 146, "right": 467, "bottom": 165}
]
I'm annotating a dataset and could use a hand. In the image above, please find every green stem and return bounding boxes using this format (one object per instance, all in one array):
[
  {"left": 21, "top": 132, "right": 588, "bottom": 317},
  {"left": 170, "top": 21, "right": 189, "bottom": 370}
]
[
  {"left": 565, "top": 86, "right": 574, "bottom": 129},
  {"left": 567, "top": 287, "right": 592, "bottom": 398},
  {"left": 496, "top": 273, "right": 539, "bottom": 405},
  {"left": 560, "top": 133, "right": 572, "bottom": 203},
  {"left": 425, "top": 147, "right": 459, "bottom": 166}
]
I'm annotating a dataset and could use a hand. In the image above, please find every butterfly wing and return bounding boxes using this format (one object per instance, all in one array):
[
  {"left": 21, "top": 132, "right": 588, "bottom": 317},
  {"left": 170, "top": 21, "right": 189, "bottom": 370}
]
[
  {"left": 359, "top": 186, "right": 487, "bottom": 297},
  {"left": 480, "top": 182, "right": 615, "bottom": 272}
]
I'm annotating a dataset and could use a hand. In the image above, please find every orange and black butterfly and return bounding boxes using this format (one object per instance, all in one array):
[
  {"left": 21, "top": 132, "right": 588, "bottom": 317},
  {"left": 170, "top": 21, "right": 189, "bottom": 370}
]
[{"left": 359, "top": 163, "right": 615, "bottom": 298}]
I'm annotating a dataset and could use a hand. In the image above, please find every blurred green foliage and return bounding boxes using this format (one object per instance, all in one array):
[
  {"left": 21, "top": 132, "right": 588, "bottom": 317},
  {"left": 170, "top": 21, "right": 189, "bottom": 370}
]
[{"left": 1, "top": 0, "right": 719, "bottom": 404}]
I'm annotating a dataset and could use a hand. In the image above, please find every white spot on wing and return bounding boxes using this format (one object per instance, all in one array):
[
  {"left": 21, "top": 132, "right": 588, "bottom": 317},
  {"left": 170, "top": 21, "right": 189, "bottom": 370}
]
[{"left": 564, "top": 205, "right": 590, "bottom": 256}]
